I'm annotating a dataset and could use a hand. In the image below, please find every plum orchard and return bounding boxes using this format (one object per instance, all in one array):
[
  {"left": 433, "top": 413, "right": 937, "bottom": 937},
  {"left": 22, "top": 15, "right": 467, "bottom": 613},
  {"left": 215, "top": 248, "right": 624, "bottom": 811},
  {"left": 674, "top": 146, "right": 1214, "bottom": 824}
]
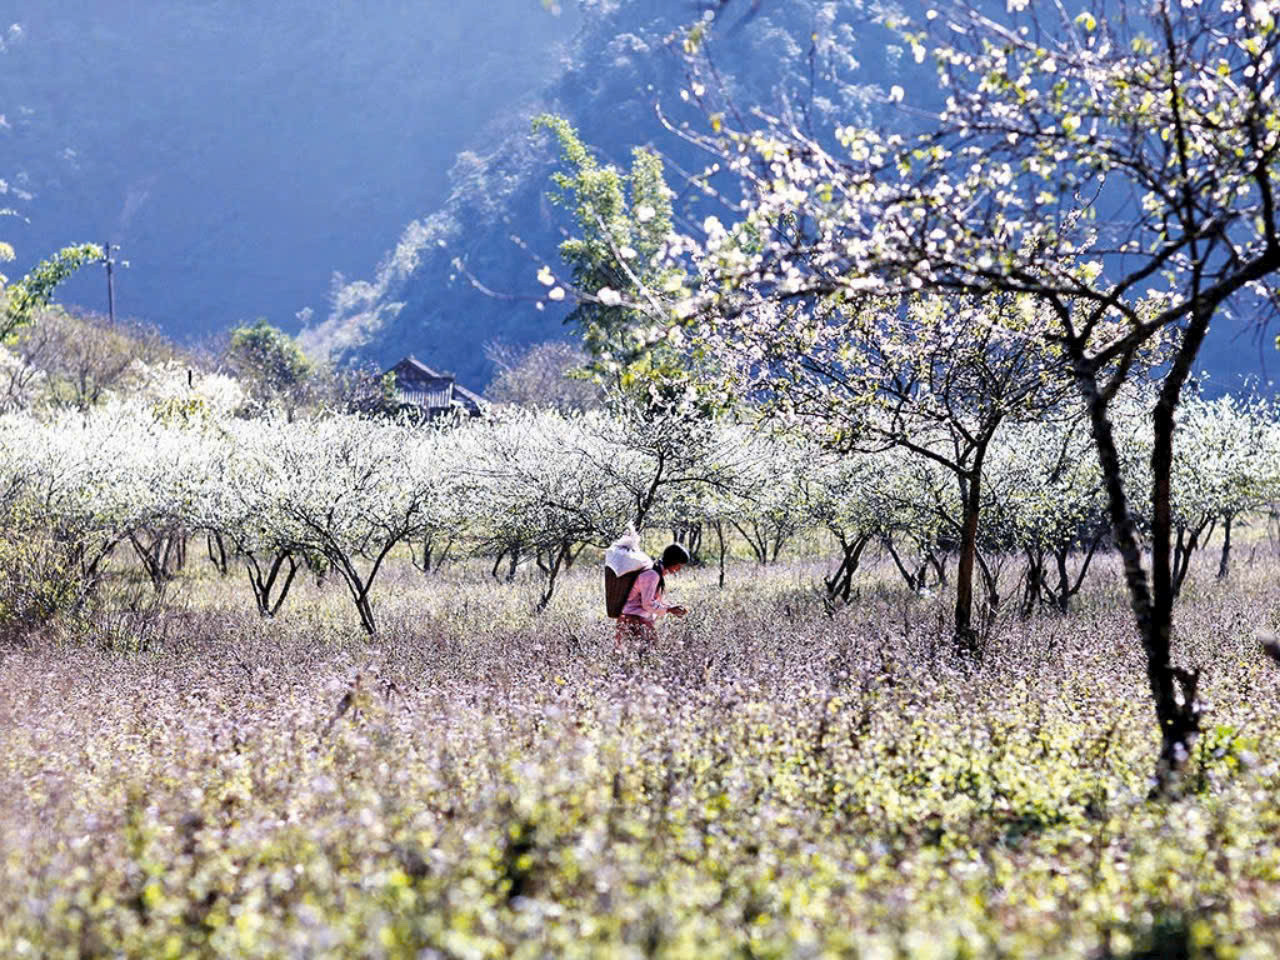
[
  {"left": 1, "top": 389, "right": 1278, "bottom": 638},
  {"left": 534, "top": 0, "right": 1280, "bottom": 787}
]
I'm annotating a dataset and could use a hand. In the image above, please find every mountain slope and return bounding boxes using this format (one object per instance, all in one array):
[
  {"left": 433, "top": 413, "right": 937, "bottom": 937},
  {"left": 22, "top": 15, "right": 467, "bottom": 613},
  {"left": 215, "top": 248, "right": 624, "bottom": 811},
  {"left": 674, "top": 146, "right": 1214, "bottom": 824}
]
[
  {"left": 1, "top": 0, "right": 577, "bottom": 340},
  {"left": 300, "top": 0, "right": 902, "bottom": 386}
]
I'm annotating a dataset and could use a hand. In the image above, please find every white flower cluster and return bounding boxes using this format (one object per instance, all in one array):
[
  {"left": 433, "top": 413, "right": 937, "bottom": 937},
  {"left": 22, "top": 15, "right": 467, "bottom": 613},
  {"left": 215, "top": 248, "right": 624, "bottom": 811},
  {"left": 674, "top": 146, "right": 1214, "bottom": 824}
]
[{"left": 3, "top": 381, "right": 1276, "bottom": 625}]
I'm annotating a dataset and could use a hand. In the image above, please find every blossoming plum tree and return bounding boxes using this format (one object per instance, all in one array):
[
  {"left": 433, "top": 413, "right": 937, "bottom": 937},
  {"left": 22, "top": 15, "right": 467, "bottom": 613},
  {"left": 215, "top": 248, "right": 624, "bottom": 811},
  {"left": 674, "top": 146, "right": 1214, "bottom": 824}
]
[
  {"left": 1169, "top": 392, "right": 1280, "bottom": 588},
  {"left": 452, "top": 410, "right": 624, "bottom": 610},
  {"left": 644, "top": 0, "right": 1280, "bottom": 789},
  {"left": 701, "top": 288, "right": 1075, "bottom": 651},
  {"left": 0, "top": 402, "right": 191, "bottom": 612},
  {"left": 797, "top": 446, "right": 903, "bottom": 606},
  {"left": 231, "top": 415, "right": 447, "bottom": 635}
]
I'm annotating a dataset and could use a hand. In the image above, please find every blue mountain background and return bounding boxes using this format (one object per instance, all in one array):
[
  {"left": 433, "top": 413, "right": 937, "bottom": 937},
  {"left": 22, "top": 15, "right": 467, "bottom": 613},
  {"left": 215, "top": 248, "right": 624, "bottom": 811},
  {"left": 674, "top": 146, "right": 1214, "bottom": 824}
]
[{"left": 3, "top": 0, "right": 1275, "bottom": 392}]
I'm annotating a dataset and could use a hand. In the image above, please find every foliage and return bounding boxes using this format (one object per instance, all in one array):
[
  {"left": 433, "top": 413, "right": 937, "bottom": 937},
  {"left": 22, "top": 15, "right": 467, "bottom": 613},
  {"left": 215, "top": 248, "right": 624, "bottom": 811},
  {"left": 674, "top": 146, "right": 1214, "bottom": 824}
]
[
  {"left": 484, "top": 339, "right": 604, "bottom": 412},
  {"left": 3, "top": 308, "right": 190, "bottom": 413},
  {"left": 224, "top": 318, "right": 314, "bottom": 419},
  {"left": 0, "top": 523, "right": 82, "bottom": 631},
  {"left": 533, "top": 113, "right": 694, "bottom": 395},
  {"left": 0, "top": 244, "right": 102, "bottom": 341}
]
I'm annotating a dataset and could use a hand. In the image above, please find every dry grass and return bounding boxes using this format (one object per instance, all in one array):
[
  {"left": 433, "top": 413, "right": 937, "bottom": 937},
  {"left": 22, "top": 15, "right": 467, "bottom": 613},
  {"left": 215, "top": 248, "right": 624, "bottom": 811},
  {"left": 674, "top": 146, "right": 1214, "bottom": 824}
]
[{"left": 3, "top": 546, "right": 1280, "bottom": 957}]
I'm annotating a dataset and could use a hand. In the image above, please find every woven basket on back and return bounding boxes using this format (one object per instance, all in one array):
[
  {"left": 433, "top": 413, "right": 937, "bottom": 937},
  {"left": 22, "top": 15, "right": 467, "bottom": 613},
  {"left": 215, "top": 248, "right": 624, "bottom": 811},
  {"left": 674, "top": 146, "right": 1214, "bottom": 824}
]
[{"left": 603, "top": 531, "right": 651, "bottom": 619}]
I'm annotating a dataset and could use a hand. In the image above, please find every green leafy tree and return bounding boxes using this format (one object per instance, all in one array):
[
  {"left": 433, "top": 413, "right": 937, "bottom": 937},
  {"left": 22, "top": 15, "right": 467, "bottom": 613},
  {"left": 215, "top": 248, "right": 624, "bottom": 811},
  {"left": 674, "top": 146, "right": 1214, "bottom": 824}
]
[
  {"left": 533, "top": 113, "right": 693, "bottom": 395},
  {"left": 0, "top": 244, "right": 103, "bottom": 341},
  {"left": 225, "top": 318, "right": 313, "bottom": 419}
]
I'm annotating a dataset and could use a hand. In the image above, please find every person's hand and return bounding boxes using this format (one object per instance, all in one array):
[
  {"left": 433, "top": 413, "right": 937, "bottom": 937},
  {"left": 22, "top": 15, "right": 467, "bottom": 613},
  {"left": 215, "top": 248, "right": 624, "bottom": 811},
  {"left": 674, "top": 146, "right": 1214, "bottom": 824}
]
[{"left": 669, "top": 605, "right": 688, "bottom": 617}]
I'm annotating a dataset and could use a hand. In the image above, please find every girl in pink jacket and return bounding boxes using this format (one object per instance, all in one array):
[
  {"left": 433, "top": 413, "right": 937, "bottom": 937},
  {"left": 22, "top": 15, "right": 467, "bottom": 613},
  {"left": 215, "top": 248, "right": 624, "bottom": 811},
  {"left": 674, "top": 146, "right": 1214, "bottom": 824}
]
[{"left": 615, "top": 543, "right": 690, "bottom": 649}]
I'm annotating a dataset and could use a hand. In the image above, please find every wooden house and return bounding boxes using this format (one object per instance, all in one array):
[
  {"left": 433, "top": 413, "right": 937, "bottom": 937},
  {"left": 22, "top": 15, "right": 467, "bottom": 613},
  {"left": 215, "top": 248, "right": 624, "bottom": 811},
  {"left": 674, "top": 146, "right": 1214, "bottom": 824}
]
[{"left": 383, "top": 356, "right": 486, "bottom": 419}]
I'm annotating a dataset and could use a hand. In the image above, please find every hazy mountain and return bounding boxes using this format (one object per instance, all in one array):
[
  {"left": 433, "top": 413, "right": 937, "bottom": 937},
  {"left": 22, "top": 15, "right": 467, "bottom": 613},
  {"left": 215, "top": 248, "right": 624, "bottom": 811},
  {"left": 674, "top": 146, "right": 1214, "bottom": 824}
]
[
  {"left": 4, "top": 0, "right": 1273, "bottom": 391},
  {"left": 1, "top": 0, "right": 578, "bottom": 352},
  {"left": 299, "top": 0, "right": 903, "bottom": 387},
  {"left": 295, "top": 0, "right": 1280, "bottom": 393}
]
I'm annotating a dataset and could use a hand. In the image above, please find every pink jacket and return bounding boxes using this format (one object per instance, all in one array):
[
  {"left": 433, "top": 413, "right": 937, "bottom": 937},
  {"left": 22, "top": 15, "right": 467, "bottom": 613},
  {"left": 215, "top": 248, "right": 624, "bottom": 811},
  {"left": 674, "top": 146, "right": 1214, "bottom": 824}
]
[{"left": 620, "top": 568, "right": 669, "bottom": 623}]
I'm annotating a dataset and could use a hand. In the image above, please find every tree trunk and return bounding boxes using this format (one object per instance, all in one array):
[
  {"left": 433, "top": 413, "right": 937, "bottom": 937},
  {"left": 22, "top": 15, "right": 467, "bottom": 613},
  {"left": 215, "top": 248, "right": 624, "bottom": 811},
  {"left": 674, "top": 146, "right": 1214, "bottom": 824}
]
[
  {"left": 926, "top": 548, "right": 948, "bottom": 587},
  {"left": 352, "top": 594, "right": 376, "bottom": 636},
  {"left": 66, "top": 533, "right": 123, "bottom": 614},
  {"left": 731, "top": 521, "right": 769, "bottom": 565},
  {"left": 129, "top": 528, "right": 176, "bottom": 592},
  {"left": 770, "top": 530, "right": 788, "bottom": 564},
  {"left": 417, "top": 533, "right": 454, "bottom": 575},
  {"left": 825, "top": 533, "right": 869, "bottom": 606},
  {"left": 714, "top": 520, "right": 727, "bottom": 589},
  {"left": 244, "top": 551, "right": 299, "bottom": 618},
  {"left": 492, "top": 545, "right": 523, "bottom": 583},
  {"left": 1051, "top": 532, "right": 1102, "bottom": 615},
  {"left": 1217, "top": 514, "right": 1234, "bottom": 580},
  {"left": 330, "top": 542, "right": 398, "bottom": 637},
  {"left": 953, "top": 449, "right": 986, "bottom": 657},
  {"left": 635, "top": 452, "right": 665, "bottom": 529},
  {"left": 672, "top": 523, "right": 705, "bottom": 564},
  {"left": 974, "top": 547, "right": 1001, "bottom": 638},
  {"left": 206, "top": 532, "right": 229, "bottom": 576},
  {"left": 1171, "top": 517, "right": 1213, "bottom": 599},
  {"left": 1022, "top": 547, "right": 1046, "bottom": 618},
  {"left": 688, "top": 524, "right": 703, "bottom": 563},
  {"left": 1070, "top": 306, "right": 1210, "bottom": 794},
  {"left": 535, "top": 540, "right": 573, "bottom": 612},
  {"left": 1148, "top": 375, "right": 1205, "bottom": 792},
  {"left": 883, "top": 537, "right": 919, "bottom": 592}
]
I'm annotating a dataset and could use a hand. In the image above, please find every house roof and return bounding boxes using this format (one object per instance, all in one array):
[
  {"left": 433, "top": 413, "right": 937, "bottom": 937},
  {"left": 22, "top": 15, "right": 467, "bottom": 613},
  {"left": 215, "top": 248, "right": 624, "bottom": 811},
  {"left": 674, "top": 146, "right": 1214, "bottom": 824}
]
[
  {"left": 450, "top": 381, "right": 487, "bottom": 411},
  {"left": 392, "top": 356, "right": 445, "bottom": 381},
  {"left": 385, "top": 355, "right": 486, "bottom": 413}
]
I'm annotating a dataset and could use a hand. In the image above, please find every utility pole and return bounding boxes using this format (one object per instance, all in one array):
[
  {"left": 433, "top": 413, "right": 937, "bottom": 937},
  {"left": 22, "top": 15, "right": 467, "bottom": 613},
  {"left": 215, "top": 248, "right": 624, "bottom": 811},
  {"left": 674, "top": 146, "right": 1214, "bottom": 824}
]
[{"left": 103, "top": 240, "right": 117, "bottom": 325}]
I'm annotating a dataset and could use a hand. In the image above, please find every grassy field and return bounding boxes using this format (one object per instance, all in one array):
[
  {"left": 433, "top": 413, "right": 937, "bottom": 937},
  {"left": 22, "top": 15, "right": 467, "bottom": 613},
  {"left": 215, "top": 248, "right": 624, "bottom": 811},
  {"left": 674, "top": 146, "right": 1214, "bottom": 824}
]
[{"left": 3, "top": 545, "right": 1280, "bottom": 958}]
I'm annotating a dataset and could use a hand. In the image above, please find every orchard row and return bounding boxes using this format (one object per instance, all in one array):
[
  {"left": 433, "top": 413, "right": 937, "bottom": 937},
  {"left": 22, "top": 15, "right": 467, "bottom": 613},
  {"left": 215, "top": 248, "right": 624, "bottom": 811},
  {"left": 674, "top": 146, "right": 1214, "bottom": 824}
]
[{"left": 2, "top": 386, "right": 1277, "bottom": 634}]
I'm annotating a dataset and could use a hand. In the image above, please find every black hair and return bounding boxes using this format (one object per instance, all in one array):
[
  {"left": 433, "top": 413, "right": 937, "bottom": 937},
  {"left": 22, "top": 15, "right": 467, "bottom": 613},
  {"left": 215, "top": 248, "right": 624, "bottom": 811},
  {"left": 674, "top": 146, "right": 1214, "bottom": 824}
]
[{"left": 661, "top": 543, "right": 690, "bottom": 568}]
